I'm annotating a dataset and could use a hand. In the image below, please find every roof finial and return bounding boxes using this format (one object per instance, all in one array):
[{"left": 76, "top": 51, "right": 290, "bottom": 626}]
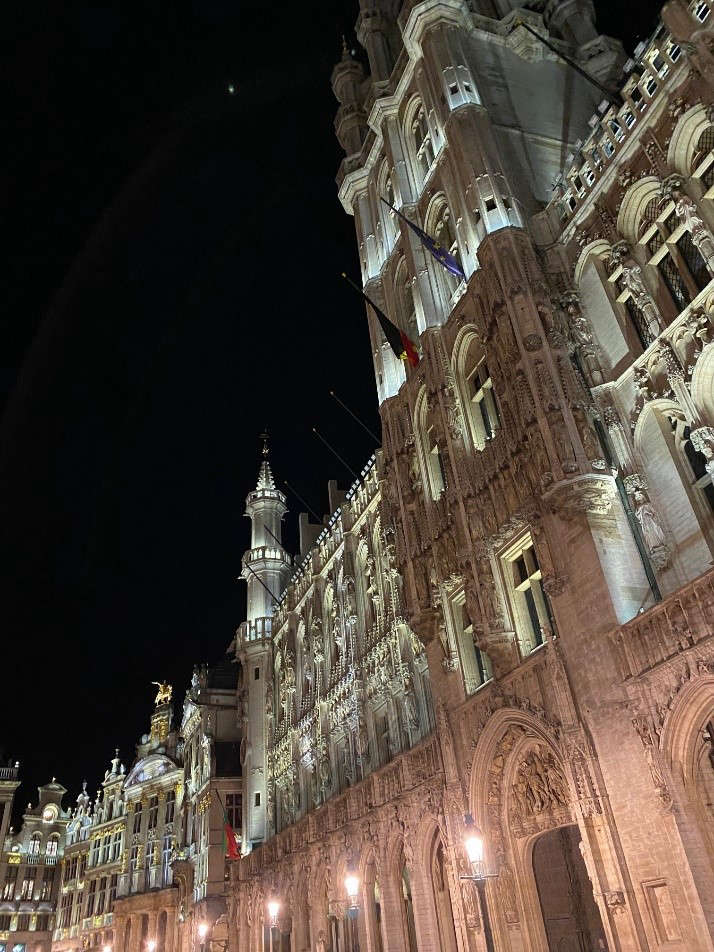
[{"left": 260, "top": 429, "right": 270, "bottom": 459}]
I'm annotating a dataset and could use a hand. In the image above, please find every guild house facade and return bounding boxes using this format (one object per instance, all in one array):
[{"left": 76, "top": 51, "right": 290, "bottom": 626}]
[{"left": 228, "top": 0, "right": 714, "bottom": 950}]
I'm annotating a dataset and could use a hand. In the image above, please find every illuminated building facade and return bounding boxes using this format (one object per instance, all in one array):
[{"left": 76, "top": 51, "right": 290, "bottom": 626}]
[
  {"left": 50, "top": 677, "right": 242, "bottom": 952},
  {"left": 229, "top": 0, "right": 714, "bottom": 950},
  {"left": 0, "top": 773, "right": 67, "bottom": 952}
]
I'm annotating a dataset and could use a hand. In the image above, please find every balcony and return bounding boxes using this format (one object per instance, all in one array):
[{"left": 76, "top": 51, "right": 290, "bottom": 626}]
[
  {"left": 0, "top": 766, "right": 19, "bottom": 781},
  {"left": 237, "top": 617, "right": 272, "bottom": 646},
  {"left": 610, "top": 567, "right": 714, "bottom": 680}
]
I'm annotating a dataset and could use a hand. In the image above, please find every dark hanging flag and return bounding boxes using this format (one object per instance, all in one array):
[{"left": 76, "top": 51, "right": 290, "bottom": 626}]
[
  {"left": 381, "top": 196, "right": 466, "bottom": 282},
  {"left": 341, "top": 273, "right": 419, "bottom": 367}
]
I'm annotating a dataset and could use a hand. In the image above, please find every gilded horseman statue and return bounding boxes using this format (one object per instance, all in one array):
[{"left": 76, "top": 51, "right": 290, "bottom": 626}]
[{"left": 151, "top": 681, "right": 172, "bottom": 706}]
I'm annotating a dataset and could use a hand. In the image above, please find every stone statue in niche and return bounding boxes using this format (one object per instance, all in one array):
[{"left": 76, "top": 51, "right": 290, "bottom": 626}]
[
  {"left": 403, "top": 678, "right": 420, "bottom": 732},
  {"left": 632, "top": 490, "right": 669, "bottom": 568}
]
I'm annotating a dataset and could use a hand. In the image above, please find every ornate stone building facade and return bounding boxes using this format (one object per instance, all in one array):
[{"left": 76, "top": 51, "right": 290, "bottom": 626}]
[
  {"left": 48, "top": 675, "right": 242, "bottom": 952},
  {"left": 229, "top": 0, "right": 714, "bottom": 950},
  {"left": 1, "top": 773, "right": 67, "bottom": 952}
]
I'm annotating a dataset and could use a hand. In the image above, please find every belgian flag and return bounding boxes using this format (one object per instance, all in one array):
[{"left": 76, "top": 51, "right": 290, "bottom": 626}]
[{"left": 342, "top": 273, "right": 419, "bottom": 367}]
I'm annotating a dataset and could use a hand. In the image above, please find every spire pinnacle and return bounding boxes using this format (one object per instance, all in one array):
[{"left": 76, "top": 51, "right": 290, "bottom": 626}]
[{"left": 256, "top": 430, "right": 275, "bottom": 491}]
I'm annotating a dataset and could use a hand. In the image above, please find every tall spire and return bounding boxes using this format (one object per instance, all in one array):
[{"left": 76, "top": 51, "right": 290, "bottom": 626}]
[{"left": 256, "top": 430, "right": 275, "bottom": 491}]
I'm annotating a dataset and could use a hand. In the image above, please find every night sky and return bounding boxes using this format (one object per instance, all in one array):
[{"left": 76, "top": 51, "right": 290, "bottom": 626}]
[{"left": 2, "top": 0, "right": 659, "bottom": 821}]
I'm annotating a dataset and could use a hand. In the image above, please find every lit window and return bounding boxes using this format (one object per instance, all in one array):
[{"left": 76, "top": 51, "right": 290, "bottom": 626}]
[
  {"left": 164, "top": 790, "right": 175, "bottom": 825},
  {"left": 28, "top": 835, "right": 41, "bottom": 856},
  {"left": 455, "top": 598, "right": 492, "bottom": 694},
  {"left": 45, "top": 836, "right": 58, "bottom": 858},
  {"left": 468, "top": 359, "right": 500, "bottom": 444},
  {"left": 502, "top": 537, "right": 554, "bottom": 656}
]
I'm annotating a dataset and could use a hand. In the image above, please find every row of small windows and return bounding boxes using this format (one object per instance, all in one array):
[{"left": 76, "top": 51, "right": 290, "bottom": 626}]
[
  {"left": 27, "top": 834, "right": 58, "bottom": 857},
  {"left": 0, "top": 916, "right": 48, "bottom": 933},
  {"left": 2, "top": 866, "right": 54, "bottom": 902},
  {"left": 447, "top": 535, "right": 552, "bottom": 701}
]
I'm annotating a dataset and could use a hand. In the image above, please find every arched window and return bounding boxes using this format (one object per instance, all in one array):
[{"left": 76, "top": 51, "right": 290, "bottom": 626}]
[
  {"left": 410, "top": 102, "right": 435, "bottom": 181},
  {"left": 430, "top": 836, "right": 457, "bottom": 952},
  {"left": 692, "top": 125, "right": 714, "bottom": 190},
  {"left": 378, "top": 161, "right": 398, "bottom": 255},
  {"left": 393, "top": 257, "right": 418, "bottom": 347},
  {"left": 432, "top": 202, "right": 463, "bottom": 296},
  {"left": 28, "top": 833, "right": 42, "bottom": 856},
  {"left": 415, "top": 390, "right": 446, "bottom": 500},
  {"left": 400, "top": 863, "right": 418, "bottom": 952},
  {"left": 46, "top": 835, "right": 59, "bottom": 858},
  {"left": 459, "top": 336, "right": 499, "bottom": 449}
]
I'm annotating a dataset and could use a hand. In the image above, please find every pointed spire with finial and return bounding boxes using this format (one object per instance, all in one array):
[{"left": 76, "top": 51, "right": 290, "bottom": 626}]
[{"left": 256, "top": 429, "right": 276, "bottom": 491}]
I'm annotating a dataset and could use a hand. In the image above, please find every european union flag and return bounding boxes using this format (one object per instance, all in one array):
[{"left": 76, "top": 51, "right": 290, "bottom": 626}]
[{"left": 381, "top": 197, "right": 466, "bottom": 282}]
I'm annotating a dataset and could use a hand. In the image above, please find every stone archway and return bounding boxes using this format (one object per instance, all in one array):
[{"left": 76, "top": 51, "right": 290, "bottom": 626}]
[
  {"left": 532, "top": 825, "right": 608, "bottom": 951},
  {"left": 470, "top": 714, "right": 616, "bottom": 952}
]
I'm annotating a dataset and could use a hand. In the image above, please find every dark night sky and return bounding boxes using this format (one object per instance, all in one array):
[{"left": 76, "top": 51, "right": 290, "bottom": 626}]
[{"left": 2, "top": 0, "right": 659, "bottom": 820}]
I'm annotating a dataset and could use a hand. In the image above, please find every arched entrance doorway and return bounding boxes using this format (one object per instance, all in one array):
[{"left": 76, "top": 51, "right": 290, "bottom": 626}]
[{"left": 532, "top": 825, "right": 608, "bottom": 951}]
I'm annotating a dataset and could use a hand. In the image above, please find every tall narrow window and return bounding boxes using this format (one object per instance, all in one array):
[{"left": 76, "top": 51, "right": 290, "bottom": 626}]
[
  {"left": 40, "top": 866, "right": 53, "bottom": 900},
  {"left": 86, "top": 880, "right": 97, "bottom": 917},
  {"left": 147, "top": 796, "right": 159, "bottom": 830},
  {"left": 161, "top": 835, "right": 173, "bottom": 888},
  {"left": 28, "top": 834, "right": 41, "bottom": 856},
  {"left": 20, "top": 869, "right": 35, "bottom": 900},
  {"left": 433, "top": 204, "right": 463, "bottom": 294},
  {"left": 132, "top": 803, "right": 142, "bottom": 835},
  {"left": 410, "top": 104, "right": 435, "bottom": 180},
  {"left": 458, "top": 601, "right": 492, "bottom": 694},
  {"left": 108, "top": 874, "right": 118, "bottom": 911},
  {"left": 502, "top": 537, "right": 554, "bottom": 655},
  {"left": 164, "top": 790, "right": 175, "bottom": 825},
  {"left": 428, "top": 426, "right": 446, "bottom": 497},
  {"left": 469, "top": 361, "right": 499, "bottom": 441},
  {"left": 91, "top": 838, "right": 100, "bottom": 867},
  {"left": 2, "top": 865, "right": 17, "bottom": 900}
]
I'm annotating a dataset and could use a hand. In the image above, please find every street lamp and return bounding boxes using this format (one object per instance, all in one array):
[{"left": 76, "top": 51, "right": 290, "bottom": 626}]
[
  {"left": 266, "top": 900, "right": 280, "bottom": 952},
  {"left": 344, "top": 872, "right": 360, "bottom": 951},
  {"left": 197, "top": 921, "right": 209, "bottom": 952},
  {"left": 103, "top": 945, "right": 112, "bottom": 952},
  {"left": 461, "top": 815, "right": 496, "bottom": 952},
  {"left": 147, "top": 941, "right": 157, "bottom": 952}
]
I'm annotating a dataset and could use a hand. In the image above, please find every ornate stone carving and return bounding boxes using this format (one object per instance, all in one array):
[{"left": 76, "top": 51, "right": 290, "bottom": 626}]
[
  {"left": 511, "top": 746, "right": 569, "bottom": 818},
  {"left": 543, "top": 474, "right": 617, "bottom": 518}
]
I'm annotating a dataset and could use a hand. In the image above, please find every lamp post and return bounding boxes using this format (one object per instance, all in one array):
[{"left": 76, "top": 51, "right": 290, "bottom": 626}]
[
  {"left": 147, "top": 941, "right": 156, "bottom": 952},
  {"left": 461, "top": 815, "right": 496, "bottom": 952},
  {"left": 197, "top": 921, "right": 209, "bottom": 952},
  {"left": 344, "top": 872, "right": 360, "bottom": 952},
  {"left": 266, "top": 900, "right": 280, "bottom": 952}
]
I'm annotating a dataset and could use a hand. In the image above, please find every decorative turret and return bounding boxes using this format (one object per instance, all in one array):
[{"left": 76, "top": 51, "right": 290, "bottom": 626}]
[
  {"left": 240, "top": 433, "right": 291, "bottom": 635},
  {"left": 356, "top": 0, "right": 400, "bottom": 84},
  {"left": 236, "top": 434, "right": 292, "bottom": 852},
  {"left": 331, "top": 40, "right": 368, "bottom": 156}
]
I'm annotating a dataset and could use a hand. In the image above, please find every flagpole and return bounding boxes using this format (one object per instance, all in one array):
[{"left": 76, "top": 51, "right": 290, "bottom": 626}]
[
  {"left": 284, "top": 479, "right": 323, "bottom": 524},
  {"left": 312, "top": 427, "right": 360, "bottom": 480},
  {"left": 329, "top": 390, "right": 380, "bottom": 444},
  {"left": 239, "top": 562, "right": 280, "bottom": 605}
]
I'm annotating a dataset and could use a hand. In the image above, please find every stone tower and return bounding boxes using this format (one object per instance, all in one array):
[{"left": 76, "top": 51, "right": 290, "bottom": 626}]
[{"left": 236, "top": 435, "right": 291, "bottom": 851}]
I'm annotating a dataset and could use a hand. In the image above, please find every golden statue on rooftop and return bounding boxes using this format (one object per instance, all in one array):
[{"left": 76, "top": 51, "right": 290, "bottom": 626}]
[{"left": 151, "top": 681, "right": 172, "bottom": 706}]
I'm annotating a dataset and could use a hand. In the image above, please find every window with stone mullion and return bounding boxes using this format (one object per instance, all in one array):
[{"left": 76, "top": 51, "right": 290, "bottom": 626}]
[{"left": 677, "top": 230, "right": 710, "bottom": 291}]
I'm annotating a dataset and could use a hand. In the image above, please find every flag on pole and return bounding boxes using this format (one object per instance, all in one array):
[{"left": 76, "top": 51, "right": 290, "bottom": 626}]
[
  {"left": 341, "top": 273, "right": 419, "bottom": 367},
  {"left": 214, "top": 791, "right": 240, "bottom": 859},
  {"left": 380, "top": 197, "right": 466, "bottom": 282}
]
